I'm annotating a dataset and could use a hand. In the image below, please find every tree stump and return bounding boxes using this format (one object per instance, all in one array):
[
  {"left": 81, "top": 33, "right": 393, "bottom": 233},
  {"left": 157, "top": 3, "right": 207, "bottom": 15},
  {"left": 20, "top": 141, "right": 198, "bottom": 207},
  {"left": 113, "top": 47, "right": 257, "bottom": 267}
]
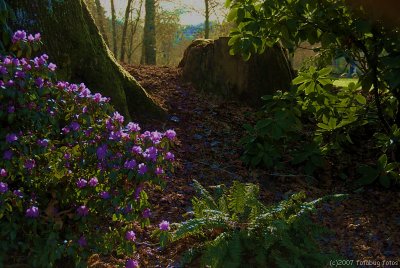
[{"left": 179, "top": 37, "right": 293, "bottom": 106}]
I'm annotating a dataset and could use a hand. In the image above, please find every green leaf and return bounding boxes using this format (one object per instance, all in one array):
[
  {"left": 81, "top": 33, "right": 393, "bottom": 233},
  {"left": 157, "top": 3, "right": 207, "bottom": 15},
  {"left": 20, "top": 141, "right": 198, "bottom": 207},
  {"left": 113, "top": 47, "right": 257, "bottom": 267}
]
[
  {"left": 355, "top": 95, "right": 366, "bottom": 105},
  {"left": 356, "top": 165, "right": 380, "bottom": 186},
  {"left": 377, "top": 154, "right": 388, "bottom": 168},
  {"left": 379, "top": 175, "right": 391, "bottom": 188}
]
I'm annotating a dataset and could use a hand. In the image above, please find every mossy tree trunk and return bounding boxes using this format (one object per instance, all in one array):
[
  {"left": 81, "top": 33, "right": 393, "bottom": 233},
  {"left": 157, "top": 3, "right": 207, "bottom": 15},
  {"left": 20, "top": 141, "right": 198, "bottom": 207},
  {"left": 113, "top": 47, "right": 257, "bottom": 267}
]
[
  {"left": 9, "top": 0, "right": 164, "bottom": 121},
  {"left": 141, "top": 0, "right": 156, "bottom": 65}
]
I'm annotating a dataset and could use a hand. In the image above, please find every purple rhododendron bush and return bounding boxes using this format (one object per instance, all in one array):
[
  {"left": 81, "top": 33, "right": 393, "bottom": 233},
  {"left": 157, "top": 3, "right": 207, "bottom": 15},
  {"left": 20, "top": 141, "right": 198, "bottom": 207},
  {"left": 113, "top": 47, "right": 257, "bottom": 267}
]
[{"left": 0, "top": 31, "right": 176, "bottom": 267}]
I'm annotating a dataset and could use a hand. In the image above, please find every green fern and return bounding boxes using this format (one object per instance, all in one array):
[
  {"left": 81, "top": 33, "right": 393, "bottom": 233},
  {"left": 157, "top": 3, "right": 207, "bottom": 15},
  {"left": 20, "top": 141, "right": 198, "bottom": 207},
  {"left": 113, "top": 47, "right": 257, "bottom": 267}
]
[{"left": 172, "top": 180, "right": 345, "bottom": 267}]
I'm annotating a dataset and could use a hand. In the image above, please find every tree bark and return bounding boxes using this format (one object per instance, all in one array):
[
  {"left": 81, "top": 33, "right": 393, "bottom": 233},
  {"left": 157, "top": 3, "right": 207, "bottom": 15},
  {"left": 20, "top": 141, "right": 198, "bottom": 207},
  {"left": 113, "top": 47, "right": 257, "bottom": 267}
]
[
  {"left": 204, "top": 0, "right": 210, "bottom": 39},
  {"left": 142, "top": 0, "right": 156, "bottom": 65},
  {"left": 120, "top": 0, "right": 133, "bottom": 62},
  {"left": 110, "top": 0, "right": 118, "bottom": 57},
  {"left": 9, "top": 0, "right": 165, "bottom": 120}
]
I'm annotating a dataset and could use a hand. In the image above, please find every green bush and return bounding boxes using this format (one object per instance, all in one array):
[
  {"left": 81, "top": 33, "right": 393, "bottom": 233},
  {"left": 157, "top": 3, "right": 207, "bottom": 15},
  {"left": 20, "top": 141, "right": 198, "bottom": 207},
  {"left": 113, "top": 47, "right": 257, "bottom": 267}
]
[{"left": 169, "top": 180, "right": 342, "bottom": 267}]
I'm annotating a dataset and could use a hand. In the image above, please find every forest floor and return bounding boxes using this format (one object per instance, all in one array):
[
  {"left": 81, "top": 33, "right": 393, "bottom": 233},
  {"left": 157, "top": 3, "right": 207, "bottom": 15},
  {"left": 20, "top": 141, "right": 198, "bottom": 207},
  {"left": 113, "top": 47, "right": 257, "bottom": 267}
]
[{"left": 91, "top": 65, "right": 400, "bottom": 267}]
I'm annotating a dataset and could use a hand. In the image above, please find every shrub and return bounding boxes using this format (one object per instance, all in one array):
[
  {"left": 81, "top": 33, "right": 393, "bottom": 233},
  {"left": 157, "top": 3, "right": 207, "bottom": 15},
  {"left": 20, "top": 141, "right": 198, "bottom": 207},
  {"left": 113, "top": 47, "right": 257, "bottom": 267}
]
[
  {"left": 0, "top": 31, "right": 176, "bottom": 267},
  {"left": 168, "top": 180, "right": 343, "bottom": 267}
]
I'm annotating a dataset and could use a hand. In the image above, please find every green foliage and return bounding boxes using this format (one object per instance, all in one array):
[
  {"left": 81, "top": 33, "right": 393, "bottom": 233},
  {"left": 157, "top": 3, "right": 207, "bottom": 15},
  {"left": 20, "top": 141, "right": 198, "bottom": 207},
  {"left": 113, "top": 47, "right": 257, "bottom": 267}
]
[
  {"left": 357, "top": 154, "right": 400, "bottom": 188},
  {"left": 0, "top": 0, "right": 13, "bottom": 53},
  {"left": 229, "top": 0, "right": 400, "bottom": 183},
  {"left": 171, "top": 180, "right": 343, "bottom": 267}
]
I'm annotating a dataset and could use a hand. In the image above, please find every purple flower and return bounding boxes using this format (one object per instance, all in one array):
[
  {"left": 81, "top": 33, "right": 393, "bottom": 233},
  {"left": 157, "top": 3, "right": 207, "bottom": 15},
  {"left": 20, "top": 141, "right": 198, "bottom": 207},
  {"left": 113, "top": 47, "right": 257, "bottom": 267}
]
[
  {"left": 12, "top": 30, "right": 27, "bottom": 43},
  {"left": 126, "top": 259, "right": 139, "bottom": 268},
  {"left": 0, "top": 182, "right": 8, "bottom": 193},
  {"left": 3, "top": 150, "right": 13, "bottom": 160},
  {"left": 93, "top": 93, "right": 103, "bottom": 103},
  {"left": 3, "top": 57, "right": 11, "bottom": 65},
  {"left": 24, "top": 159, "right": 36, "bottom": 170},
  {"left": 70, "top": 122, "right": 80, "bottom": 131},
  {"left": 142, "top": 208, "right": 151, "bottom": 218},
  {"left": 96, "top": 144, "right": 107, "bottom": 160},
  {"left": 0, "top": 168, "right": 7, "bottom": 177},
  {"left": 35, "top": 77, "right": 44, "bottom": 88},
  {"left": 78, "top": 236, "right": 87, "bottom": 247},
  {"left": 13, "top": 190, "right": 23, "bottom": 198},
  {"left": 7, "top": 106, "right": 15, "bottom": 113},
  {"left": 5, "top": 80, "right": 14, "bottom": 87},
  {"left": 6, "top": 133, "right": 18, "bottom": 143},
  {"left": 112, "top": 112, "right": 124, "bottom": 124},
  {"left": 15, "top": 71, "right": 25, "bottom": 79},
  {"left": 64, "top": 153, "right": 71, "bottom": 160},
  {"left": 12, "top": 58, "right": 20, "bottom": 66},
  {"left": 126, "top": 122, "right": 141, "bottom": 132},
  {"left": 165, "top": 152, "right": 175, "bottom": 161},
  {"left": 76, "top": 178, "right": 87, "bottom": 188},
  {"left": 159, "top": 220, "right": 170, "bottom": 231},
  {"left": 131, "top": 146, "right": 143, "bottom": 155},
  {"left": 62, "top": 127, "right": 70, "bottom": 134},
  {"left": 165, "top": 129, "right": 176, "bottom": 140},
  {"left": 26, "top": 206, "right": 39, "bottom": 218},
  {"left": 99, "top": 191, "right": 110, "bottom": 199},
  {"left": 125, "top": 230, "right": 136, "bottom": 241},
  {"left": 109, "top": 130, "right": 122, "bottom": 141},
  {"left": 138, "top": 163, "right": 147, "bottom": 175},
  {"left": 150, "top": 131, "right": 162, "bottom": 144},
  {"left": 124, "top": 159, "right": 137, "bottom": 170},
  {"left": 82, "top": 106, "right": 88, "bottom": 113},
  {"left": 155, "top": 167, "right": 164, "bottom": 176},
  {"left": 37, "top": 139, "right": 49, "bottom": 147},
  {"left": 27, "top": 34, "right": 35, "bottom": 42},
  {"left": 77, "top": 205, "right": 89, "bottom": 217},
  {"left": 34, "top": 33, "right": 41, "bottom": 41},
  {"left": 48, "top": 63, "right": 57, "bottom": 71},
  {"left": 143, "top": 147, "right": 157, "bottom": 161},
  {"left": 0, "top": 66, "right": 7, "bottom": 74},
  {"left": 88, "top": 177, "right": 98, "bottom": 187},
  {"left": 134, "top": 185, "right": 143, "bottom": 200}
]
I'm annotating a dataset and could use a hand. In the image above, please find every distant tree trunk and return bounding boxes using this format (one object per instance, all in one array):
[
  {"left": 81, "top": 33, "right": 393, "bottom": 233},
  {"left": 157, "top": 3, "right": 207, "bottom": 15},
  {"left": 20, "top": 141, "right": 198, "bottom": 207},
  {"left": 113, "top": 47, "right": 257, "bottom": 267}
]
[
  {"left": 94, "top": 0, "right": 109, "bottom": 46},
  {"left": 127, "top": 0, "right": 143, "bottom": 63},
  {"left": 120, "top": 0, "right": 133, "bottom": 62},
  {"left": 142, "top": 0, "right": 156, "bottom": 65},
  {"left": 110, "top": 0, "right": 118, "bottom": 57},
  {"left": 9, "top": 0, "right": 164, "bottom": 120},
  {"left": 204, "top": 0, "right": 210, "bottom": 39}
]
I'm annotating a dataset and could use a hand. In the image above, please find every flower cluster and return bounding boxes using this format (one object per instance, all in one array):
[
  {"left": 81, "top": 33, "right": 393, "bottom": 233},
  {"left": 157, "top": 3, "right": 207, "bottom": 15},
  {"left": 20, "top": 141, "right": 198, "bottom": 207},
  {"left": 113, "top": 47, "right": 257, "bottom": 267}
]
[{"left": 0, "top": 31, "right": 176, "bottom": 266}]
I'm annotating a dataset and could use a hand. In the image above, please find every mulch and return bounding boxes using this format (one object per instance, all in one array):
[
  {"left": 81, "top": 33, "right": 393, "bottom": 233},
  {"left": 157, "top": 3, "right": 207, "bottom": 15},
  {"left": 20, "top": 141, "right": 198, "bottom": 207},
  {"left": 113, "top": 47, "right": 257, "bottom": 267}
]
[{"left": 90, "top": 65, "right": 400, "bottom": 267}]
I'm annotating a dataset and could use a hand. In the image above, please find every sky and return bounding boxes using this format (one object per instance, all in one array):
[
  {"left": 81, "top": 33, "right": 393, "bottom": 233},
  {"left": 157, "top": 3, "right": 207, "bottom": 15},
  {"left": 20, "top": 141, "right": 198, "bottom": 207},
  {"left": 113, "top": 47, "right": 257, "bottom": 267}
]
[{"left": 99, "top": 0, "right": 223, "bottom": 25}]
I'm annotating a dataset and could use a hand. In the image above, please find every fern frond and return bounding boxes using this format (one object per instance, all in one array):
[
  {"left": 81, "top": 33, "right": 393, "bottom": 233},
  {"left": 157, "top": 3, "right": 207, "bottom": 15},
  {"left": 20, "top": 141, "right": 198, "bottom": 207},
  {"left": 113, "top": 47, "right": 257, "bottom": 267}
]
[
  {"left": 173, "top": 217, "right": 228, "bottom": 241},
  {"left": 228, "top": 181, "right": 248, "bottom": 215},
  {"left": 192, "top": 179, "right": 218, "bottom": 209},
  {"left": 201, "top": 232, "right": 231, "bottom": 268}
]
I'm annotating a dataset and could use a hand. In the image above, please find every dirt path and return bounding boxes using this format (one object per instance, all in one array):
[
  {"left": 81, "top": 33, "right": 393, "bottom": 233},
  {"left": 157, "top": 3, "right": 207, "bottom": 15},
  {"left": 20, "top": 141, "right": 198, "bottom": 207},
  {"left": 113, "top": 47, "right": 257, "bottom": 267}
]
[{"left": 109, "top": 65, "right": 400, "bottom": 267}]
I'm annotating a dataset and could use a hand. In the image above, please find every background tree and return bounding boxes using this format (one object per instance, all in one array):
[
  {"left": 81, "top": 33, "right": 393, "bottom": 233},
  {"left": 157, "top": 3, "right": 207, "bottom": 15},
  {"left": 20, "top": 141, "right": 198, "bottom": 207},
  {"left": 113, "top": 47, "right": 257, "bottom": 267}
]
[
  {"left": 120, "top": 0, "right": 134, "bottom": 62},
  {"left": 8, "top": 0, "right": 164, "bottom": 120},
  {"left": 94, "top": 0, "right": 110, "bottom": 46},
  {"left": 204, "top": 0, "right": 210, "bottom": 38},
  {"left": 110, "top": 0, "right": 118, "bottom": 57},
  {"left": 141, "top": 0, "right": 157, "bottom": 64},
  {"left": 127, "top": 0, "right": 144, "bottom": 63}
]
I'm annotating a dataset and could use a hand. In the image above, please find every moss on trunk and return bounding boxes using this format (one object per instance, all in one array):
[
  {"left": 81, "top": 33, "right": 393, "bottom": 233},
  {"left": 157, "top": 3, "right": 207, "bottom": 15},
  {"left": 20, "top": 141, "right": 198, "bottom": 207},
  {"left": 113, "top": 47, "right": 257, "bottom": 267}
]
[{"left": 9, "top": 0, "right": 165, "bottom": 121}]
